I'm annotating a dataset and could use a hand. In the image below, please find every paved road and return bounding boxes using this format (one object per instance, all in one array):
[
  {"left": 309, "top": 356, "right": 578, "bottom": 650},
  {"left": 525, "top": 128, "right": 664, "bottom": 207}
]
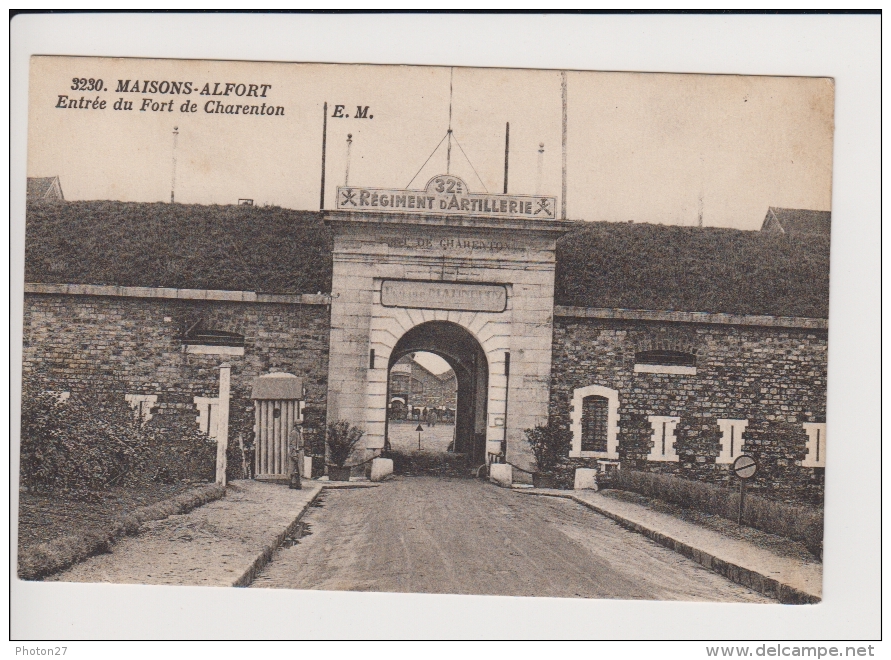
[
  {"left": 251, "top": 477, "right": 772, "bottom": 602},
  {"left": 387, "top": 422, "right": 455, "bottom": 453}
]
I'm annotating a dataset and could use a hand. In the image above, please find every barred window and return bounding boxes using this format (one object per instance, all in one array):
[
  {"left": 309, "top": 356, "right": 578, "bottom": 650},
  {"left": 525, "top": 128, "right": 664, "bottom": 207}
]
[
  {"left": 570, "top": 385, "right": 619, "bottom": 459},
  {"left": 581, "top": 395, "right": 610, "bottom": 453}
]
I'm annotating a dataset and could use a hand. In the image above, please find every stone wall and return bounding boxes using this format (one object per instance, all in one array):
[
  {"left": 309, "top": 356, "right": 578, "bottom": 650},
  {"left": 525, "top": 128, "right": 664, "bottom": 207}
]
[
  {"left": 21, "top": 288, "right": 331, "bottom": 443},
  {"left": 549, "top": 311, "right": 827, "bottom": 505},
  {"left": 19, "top": 284, "right": 829, "bottom": 505}
]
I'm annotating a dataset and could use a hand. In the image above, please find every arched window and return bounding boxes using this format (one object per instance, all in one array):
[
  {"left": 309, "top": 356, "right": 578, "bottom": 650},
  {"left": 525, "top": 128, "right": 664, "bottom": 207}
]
[
  {"left": 570, "top": 385, "right": 620, "bottom": 459},
  {"left": 581, "top": 395, "right": 610, "bottom": 453},
  {"left": 635, "top": 350, "right": 696, "bottom": 367},
  {"left": 180, "top": 320, "right": 245, "bottom": 356}
]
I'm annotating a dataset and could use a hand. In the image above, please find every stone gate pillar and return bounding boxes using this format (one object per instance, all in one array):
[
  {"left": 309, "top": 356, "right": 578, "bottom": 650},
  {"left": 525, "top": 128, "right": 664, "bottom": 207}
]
[{"left": 324, "top": 175, "right": 572, "bottom": 473}]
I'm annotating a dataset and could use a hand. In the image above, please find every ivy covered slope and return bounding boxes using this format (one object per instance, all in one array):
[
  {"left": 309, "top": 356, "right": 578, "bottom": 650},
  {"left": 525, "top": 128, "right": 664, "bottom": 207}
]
[
  {"left": 25, "top": 201, "right": 830, "bottom": 318},
  {"left": 25, "top": 201, "right": 333, "bottom": 294},
  {"left": 555, "top": 223, "right": 830, "bottom": 319}
]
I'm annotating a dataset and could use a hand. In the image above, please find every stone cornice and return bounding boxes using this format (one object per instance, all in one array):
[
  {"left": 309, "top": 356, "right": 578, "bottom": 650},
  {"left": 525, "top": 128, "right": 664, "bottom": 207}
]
[
  {"left": 324, "top": 210, "right": 576, "bottom": 234},
  {"left": 553, "top": 305, "right": 827, "bottom": 330},
  {"left": 23, "top": 284, "right": 829, "bottom": 329},
  {"left": 23, "top": 283, "right": 331, "bottom": 306}
]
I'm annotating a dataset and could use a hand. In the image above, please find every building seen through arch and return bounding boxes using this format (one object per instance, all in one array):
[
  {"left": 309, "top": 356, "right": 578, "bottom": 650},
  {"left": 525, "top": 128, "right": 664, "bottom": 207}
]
[{"left": 387, "top": 353, "right": 457, "bottom": 422}]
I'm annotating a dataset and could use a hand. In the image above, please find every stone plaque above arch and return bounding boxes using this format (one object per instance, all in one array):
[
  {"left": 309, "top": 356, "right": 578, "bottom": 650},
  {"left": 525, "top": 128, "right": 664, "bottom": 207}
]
[{"left": 381, "top": 280, "right": 507, "bottom": 313}]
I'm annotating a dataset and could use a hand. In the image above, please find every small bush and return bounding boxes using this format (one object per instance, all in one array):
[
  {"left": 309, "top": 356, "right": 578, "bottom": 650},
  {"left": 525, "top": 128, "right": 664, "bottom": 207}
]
[
  {"left": 20, "top": 381, "right": 217, "bottom": 498},
  {"left": 604, "top": 469, "right": 823, "bottom": 557},
  {"left": 20, "top": 384, "right": 148, "bottom": 500},
  {"left": 524, "top": 425, "right": 571, "bottom": 474},
  {"left": 326, "top": 421, "right": 364, "bottom": 467},
  {"left": 143, "top": 410, "right": 217, "bottom": 483}
]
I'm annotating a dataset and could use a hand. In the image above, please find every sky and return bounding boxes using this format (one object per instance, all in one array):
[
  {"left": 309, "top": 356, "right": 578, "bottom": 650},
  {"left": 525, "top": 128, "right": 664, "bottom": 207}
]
[{"left": 27, "top": 56, "right": 834, "bottom": 230}]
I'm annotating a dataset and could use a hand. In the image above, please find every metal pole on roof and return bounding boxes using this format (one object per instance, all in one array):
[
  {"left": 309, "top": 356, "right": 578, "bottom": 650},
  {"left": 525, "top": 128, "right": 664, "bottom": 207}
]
[
  {"left": 503, "top": 122, "right": 510, "bottom": 194},
  {"left": 561, "top": 71, "right": 568, "bottom": 220},
  {"left": 320, "top": 102, "right": 328, "bottom": 211},
  {"left": 345, "top": 133, "right": 353, "bottom": 187},
  {"left": 170, "top": 126, "right": 178, "bottom": 204},
  {"left": 536, "top": 143, "right": 545, "bottom": 196},
  {"left": 446, "top": 68, "right": 453, "bottom": 175}
]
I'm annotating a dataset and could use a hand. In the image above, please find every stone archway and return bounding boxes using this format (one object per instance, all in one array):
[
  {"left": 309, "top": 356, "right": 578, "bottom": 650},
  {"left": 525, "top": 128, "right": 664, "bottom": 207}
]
[
  {"left": 325, "top": 174, "right": 573, "bottom": 474},
  {"left": 386, "top": 321, "right": 489, "bottom": 465}
]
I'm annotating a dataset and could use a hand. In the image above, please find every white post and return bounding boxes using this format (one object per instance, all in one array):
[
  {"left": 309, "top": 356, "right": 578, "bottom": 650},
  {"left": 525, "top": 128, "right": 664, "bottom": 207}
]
[{"left": 216, "top": 362, "right": 231, "bottom": 486}]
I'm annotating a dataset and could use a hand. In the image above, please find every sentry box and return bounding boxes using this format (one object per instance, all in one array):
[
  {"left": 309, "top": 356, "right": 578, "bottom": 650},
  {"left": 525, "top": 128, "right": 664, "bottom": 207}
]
[{"left": 251, "top": 373, "right": 305, "bottom": 483}]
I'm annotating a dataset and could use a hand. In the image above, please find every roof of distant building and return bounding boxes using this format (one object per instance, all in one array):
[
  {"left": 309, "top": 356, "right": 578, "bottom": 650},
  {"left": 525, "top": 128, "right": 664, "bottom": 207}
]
[
  {"left": 26, "top": 176, "right": 64, "bottom": 202},
  {"left": 393, "top": 354, "right": 456, "bottom": 382},
  {"left": 760, "top": 207, "right": 831, "bottom": 236}
]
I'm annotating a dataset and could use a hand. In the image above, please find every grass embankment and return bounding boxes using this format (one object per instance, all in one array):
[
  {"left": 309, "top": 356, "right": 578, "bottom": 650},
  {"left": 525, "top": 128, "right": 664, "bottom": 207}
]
[
  {"left": 556, "top": 222, "right": 830, "bottom": 318},
  {"left": 603, "top": 469, "right": 823, "bottom": 559},
  {"left": 25, "top": 201, "right": 332, "bottom": 294},
  {"left": 17, "top": 482, "right": 225, "bottom": 581},
  {"left": 25, "top": 201, "right": 829, "bottom": 318}
]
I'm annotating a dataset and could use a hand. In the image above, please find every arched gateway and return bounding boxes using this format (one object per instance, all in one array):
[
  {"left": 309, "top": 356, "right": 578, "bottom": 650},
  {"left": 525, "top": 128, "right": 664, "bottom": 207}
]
[
  {"left": 387, "top": 322, "right": 488, "bottom": 463},
  {"left": 324, "top": 175, "right": 573, "bottom": 473}
]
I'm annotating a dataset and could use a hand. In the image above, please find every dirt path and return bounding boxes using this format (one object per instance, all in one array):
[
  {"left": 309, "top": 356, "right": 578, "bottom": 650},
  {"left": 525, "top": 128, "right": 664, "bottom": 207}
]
[
  {"left": 251, "top": 477, "right": 773, "bottom": 602},
  {"left": 47, "top": 481, "right": 320, "bottom": 587}
]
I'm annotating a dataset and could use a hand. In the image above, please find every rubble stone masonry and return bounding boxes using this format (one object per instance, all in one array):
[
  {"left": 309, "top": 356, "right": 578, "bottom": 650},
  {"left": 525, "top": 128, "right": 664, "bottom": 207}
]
[
  {"left": 21, "top": 287, "right": 331, "bottom": 442},
  {"left": 20, "top": 285, "right": 827, "bottom": 505},
  {"left": 549, "top": 310, "right": 827, "bottom": 505}
]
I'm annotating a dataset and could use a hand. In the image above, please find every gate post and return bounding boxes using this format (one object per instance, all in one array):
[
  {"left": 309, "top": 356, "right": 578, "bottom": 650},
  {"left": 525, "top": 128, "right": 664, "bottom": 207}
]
[{"left": 216, "top": 362, "right": 231, "bottom": 486}]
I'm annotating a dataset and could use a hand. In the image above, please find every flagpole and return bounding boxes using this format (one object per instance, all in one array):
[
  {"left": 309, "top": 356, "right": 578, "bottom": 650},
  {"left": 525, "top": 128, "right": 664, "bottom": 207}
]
[{"left": 561, "top": 71, "right": 568, "bottom": 220}]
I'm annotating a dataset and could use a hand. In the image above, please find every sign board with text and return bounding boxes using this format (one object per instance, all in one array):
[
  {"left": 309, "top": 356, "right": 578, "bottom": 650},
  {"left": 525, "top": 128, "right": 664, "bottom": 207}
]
[
  {"left": 381, "top": 280, "right": 508, "bottom": 313},
  {"left": 337, "top": 175, "right": 557, "bottom": 220}
]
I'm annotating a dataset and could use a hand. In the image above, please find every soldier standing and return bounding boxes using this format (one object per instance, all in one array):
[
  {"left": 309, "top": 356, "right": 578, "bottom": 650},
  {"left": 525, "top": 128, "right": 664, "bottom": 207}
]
[{"left": 288, "top": 421, "right": 305, "bottom": 488}]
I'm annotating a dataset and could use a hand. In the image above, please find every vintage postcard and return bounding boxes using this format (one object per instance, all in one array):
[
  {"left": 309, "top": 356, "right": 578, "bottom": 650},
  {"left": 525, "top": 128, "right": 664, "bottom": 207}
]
[{"left": 18, "top": 54, "right": 832, "bottom": 606}]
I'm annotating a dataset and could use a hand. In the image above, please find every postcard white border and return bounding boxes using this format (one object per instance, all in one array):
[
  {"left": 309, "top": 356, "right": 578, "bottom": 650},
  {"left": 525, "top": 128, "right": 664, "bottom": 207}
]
[{"left": 9, "top": 12, "right": 880, "bottom": 642}]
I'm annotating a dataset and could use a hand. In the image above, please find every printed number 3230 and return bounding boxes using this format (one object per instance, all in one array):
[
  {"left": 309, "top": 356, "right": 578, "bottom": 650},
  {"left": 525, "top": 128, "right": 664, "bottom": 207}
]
[{"left": 71, "top": 78, "right": 104, "bottom": 91}]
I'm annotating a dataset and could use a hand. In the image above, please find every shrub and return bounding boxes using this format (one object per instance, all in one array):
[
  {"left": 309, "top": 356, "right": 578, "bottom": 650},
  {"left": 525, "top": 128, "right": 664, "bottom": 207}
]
[
  {"left": 20, "top": 381, "right": 218, "bottom": 498},
  {"left": 326, "top": 421, "right": 364, "bottom": 467},
  {"left": 142, "top": 410, "right": 217, "bottom": 484},
  {"left": 20, "top": 384, "right": 148, "bottom": 499},
  {"left": 524, "top": 425, "right": 571, "bottom": 474},
  {"left": 604, "top": 469, "right": 824, "bottom": 558}
]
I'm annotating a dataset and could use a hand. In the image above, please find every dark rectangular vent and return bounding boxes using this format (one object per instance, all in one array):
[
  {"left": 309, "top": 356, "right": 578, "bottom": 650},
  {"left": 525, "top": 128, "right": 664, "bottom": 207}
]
[
  {"left": 634, "top": 350, "right": 696, "bottom": 367},
  {"left": 179, "top": 322, "right": 245, "bottom": 347}
]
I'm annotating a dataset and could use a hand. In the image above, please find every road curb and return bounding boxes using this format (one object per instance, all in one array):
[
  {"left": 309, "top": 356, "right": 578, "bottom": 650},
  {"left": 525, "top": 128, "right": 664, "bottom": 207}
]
[
  {"left": 232, "top": 484, "right": 323, "bottom": 587},
  {"left": 520, "top": 490, "right": 820, "bottom": 605},
  {"left": 232, "top": 481, "right": 380, "bottom": 588}
]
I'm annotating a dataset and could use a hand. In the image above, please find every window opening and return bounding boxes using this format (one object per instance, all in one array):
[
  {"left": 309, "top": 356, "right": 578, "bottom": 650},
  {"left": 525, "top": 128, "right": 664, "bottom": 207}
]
[
  {"left": 581, "top": 395, "right": 609, "bottom": 453},
  {"left": 570, "top": 385, "right": 619, "bottom": 459},
  {"left": 802, "top": 423, "right": 826, "bottom": 468},
  {"left": 647, "top": 416, "right": 680, "bottom": 462},
  {"left": 634, "top": 350, "right": 696, "bottom": 367}
]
